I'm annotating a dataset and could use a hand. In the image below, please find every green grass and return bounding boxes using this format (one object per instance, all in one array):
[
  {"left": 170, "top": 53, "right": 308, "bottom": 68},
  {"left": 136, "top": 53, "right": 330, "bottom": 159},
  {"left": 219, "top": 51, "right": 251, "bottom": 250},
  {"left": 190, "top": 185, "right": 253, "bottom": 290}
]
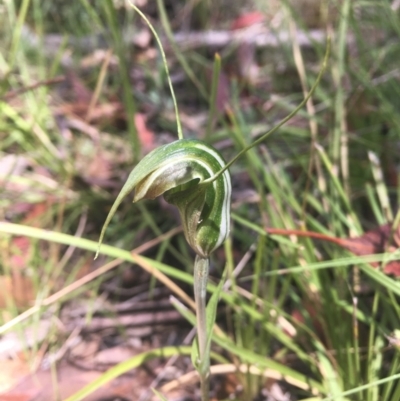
[{"left": 1, "top": 0, "right": 400, "bottom": 400}]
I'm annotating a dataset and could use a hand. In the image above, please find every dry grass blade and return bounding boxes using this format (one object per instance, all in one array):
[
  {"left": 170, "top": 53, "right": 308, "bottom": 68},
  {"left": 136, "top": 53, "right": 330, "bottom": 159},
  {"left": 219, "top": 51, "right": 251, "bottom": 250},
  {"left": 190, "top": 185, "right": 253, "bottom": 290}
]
[{"left": 0, "top": 226, "right": 183, "bottom": 335}]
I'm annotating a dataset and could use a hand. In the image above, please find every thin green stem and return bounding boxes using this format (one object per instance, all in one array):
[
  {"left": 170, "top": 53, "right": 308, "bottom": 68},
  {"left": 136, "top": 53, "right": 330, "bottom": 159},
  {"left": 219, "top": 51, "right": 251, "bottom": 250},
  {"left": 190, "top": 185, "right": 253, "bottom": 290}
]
[
  {"left": 194, "top": 255, "right": 210, "bottom": 401},
  {"left": 366, "top": 291, "right": 380, "bottom": 401},
  {"left": 156, "top": 0, "right": 209, "bottom": 101},
  {"left": 8, "top": 0, "right": 31, "bottom": 71},
  {"left": 200, "top": 35, "right": 331, "bottom": 187},
  {"left": 319, "top": 373, "right": 400, "bottom": 401},
  {"left": 129, "top": 1, "right": 183, "bottom": 140},
  {"left": 331, "top": 0, "right": 350, "bottom": 188},
  {"left": 205, "top": 53, "right": 222, "bottom": 140},
  {"left": 103, "top": 0, "right": 139, "bottom": 159}
]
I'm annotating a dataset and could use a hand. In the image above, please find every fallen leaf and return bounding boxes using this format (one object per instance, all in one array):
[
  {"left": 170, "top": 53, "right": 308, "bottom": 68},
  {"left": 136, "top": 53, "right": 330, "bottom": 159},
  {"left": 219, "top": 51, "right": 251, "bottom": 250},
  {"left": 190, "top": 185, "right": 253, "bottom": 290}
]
[
  {"left": 134, "top": 113, "right": 156, "bottom": 153},
  {"left": 231, "top": 11, "right": 265, "bottom": 30},
  {"left": 230, "top": 13, "right": 264, "bottom": 85},
  {"left": 9, "top": 237, "right": 31, "bottom": 269},
  {"left": 0, "top": 275, "right": 34, "bottom": 309},
  {"left": 86, "top": 102, "right": 123, "bottom": 123},
  {"left": 236, "top": 41, "right": 259, "bottom": 84},
  {"left": 0, "top": 320, "right": 52, "bottom": 359},
  {"left": 0, "top": 155, "right": 29, "bottom": 177},
  {"left": 341, "top": 224, "right": 392, "bottom": 256},
  {"left": 22, "top": 202, "right": 53, "bottom": 226},
  {"left": 80, "top": 49, "right": 119, "bottom": 69},
  {"left": 131, "top": 28, "right": 151, "bottom": 48},
  {"left": 341, "top": 224, "right": 400, "bottom": 275},
  {"left": 383, "top": 261, "right": 400, "bottom": 276},
  {"left": 214, "top": 372, "right": 239, "bottom": 400},
  {"left": 215, "top": 70, "right": 231, "bottom": 114},
  {"left": 0, "top": 363, "right": 102, "bottom": 401},
  {"left": 85, "top": 151, "right": 112, "bottom": 183},
  {"left": 205, "top": 67, "right": 230, "bottom": 115},
  {"left": 55, "top": 101, "right": 123, "bottom": 124},
  {"left": 94, "top": 345, "right": 136, "bottom": 365},
  {"left": 0, "top": 354, "right": 31, "bottom": 394},
  {"left": 1, "top": 360, "right": 156, "bottom": 401},
  {"left": 1, "top": 233, "right": 35, "bottom": 309},
  {"left": 65, "top": 71, "right": 92, "bottom": 104}
]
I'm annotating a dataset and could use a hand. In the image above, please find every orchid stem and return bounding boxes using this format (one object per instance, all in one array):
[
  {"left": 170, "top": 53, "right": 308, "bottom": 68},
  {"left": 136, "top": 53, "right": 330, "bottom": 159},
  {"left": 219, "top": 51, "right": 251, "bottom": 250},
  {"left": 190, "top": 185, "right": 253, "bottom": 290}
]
[
  {"left": 194, "top": 255, "right": 210, "bottom": 401},
  {"left": 129, "top": 1, "right": 183, "bottom": 140}
]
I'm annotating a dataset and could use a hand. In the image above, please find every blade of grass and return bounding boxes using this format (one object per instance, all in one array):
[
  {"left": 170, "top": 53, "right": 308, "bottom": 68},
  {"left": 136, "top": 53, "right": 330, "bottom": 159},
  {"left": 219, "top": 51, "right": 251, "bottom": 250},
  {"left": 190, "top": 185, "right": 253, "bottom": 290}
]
[
  {"left": 64, "top": 346, "right": 192, "bottom": 401},
  {"left": 315, "top": 143, "right": 361, "bottom": 232},
  {"left": 0, "top": 222, "right": 196, "bottom": 334},
  {"left": 7, "top": 0, "right": 31, "bottom": 71},
  {"left": 101, "top": 0, "right": 139, "bottom": 159},
  {"left": 155, "top": 0, "right": 209, "bottom": 100},
  {"left": 129, "top": 1, "right": 183, "bottom": 140},
  {"left": 331, "top": 0, "right": 351, "bottom": 195},
  {"left": 201, "top": 36, "right": 331, "bottom": 185},
  {"left": 171, "top": 292, "right": 325, "bottom": 395},
  {"left": 205, "top": 53, "right": 222, "bottom": 140},
  {"left": 286, "top": 11, "right": 327, "bottom": 215},
  {"left": 368, "top": 151, "right": 393, "bottom": 222},
  {"left": 319, "top": 373, "right": 400, "bottom": 401}
]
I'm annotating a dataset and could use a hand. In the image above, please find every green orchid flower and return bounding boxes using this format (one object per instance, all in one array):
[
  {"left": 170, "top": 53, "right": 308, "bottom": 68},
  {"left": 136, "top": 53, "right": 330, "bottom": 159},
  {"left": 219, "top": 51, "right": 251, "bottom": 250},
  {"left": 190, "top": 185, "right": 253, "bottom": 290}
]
[{"left": 96, "top": 139, "right": 231, "bottom": 259}]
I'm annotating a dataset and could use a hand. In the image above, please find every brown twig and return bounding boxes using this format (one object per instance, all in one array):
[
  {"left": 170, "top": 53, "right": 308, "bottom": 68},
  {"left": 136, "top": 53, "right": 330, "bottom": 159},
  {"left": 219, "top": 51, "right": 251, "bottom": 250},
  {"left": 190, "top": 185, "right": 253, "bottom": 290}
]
[
  {"left": 267, "top": 225, "right": 400, "bottom": 276},
  {"left": 2, "top": 75, "right": 65, "bottom": 101},
  {"left": 266, "top": 227, "right": 366, "bottom": 253}
]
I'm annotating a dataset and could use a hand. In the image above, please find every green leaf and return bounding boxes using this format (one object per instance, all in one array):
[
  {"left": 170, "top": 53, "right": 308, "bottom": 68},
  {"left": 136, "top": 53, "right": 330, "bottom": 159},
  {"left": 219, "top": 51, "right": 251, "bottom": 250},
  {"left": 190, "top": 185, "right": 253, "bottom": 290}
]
[
  {"left": 64, "top": 346, "right": 192, "bottom": 401},
  {"left": 204, "top": 268, "right": 226, "bottom": 360},
  {"left": 191, "top": 334, "right": 201, "bottom": 370}
]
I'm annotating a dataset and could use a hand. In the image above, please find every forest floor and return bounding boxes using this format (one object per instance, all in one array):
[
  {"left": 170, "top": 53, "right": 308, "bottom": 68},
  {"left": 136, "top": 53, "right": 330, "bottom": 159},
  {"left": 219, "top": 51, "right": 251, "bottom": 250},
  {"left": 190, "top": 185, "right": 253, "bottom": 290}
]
[{"left": 1, "top": 1, "right": 400, "bottom": 400}]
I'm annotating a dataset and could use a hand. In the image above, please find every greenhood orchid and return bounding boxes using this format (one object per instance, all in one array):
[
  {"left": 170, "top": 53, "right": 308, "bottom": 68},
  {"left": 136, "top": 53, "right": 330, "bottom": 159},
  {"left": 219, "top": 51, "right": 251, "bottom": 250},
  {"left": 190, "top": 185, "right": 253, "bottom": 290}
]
[{"left": 96, "top": 139, "right": 231, "bottom": 259}]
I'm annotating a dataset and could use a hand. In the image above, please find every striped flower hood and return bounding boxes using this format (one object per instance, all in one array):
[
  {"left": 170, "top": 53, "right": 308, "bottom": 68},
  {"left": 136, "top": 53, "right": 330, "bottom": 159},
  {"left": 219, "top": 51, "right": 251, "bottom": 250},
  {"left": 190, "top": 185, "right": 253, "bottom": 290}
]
[{"left": 97, "top": 139, "right": 231, "bottom": 258}]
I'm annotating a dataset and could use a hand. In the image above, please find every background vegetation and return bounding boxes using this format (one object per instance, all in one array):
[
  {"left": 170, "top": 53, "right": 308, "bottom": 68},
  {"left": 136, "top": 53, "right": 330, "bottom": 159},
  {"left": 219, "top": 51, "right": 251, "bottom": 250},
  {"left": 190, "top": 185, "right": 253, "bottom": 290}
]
[{"left": 0, "top": 0, "right": 399, "bottom": 400}]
